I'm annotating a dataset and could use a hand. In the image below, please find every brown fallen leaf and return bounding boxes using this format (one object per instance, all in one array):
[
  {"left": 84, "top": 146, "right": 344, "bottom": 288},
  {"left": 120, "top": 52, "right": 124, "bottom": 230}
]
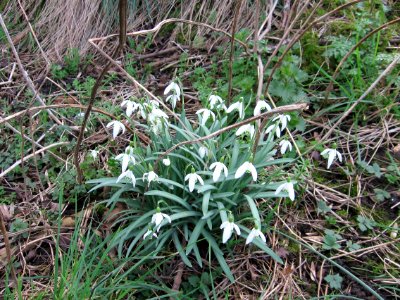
[{"left": 62, "top": 217, "right": 75, "bottom": 227}]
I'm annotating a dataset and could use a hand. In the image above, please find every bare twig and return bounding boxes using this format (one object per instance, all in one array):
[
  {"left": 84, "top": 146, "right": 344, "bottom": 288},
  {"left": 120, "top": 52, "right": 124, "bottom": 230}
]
[
  {"left": 263, "top": 0, "right": 364, "bottom": 93},
  {"left": 227, "top": 0, "right": 243, "bottom": 105},
  {"left": 0, "top": 142, "right": 69, "bottom": 178},
  {"left": 156, "top": 103, "right": 308, "bottom": 169},
  {"left": 74, "top": 0, "right": 127, "bottom": 183},
  {"left": 0, "top": 62, "right": 16, "bottom": 86},
  {"left": 324, "top": 17, "right": 400, "bottom": 100},
  {"left": 17, "top": 0, "right": 50, "bottom": 66},
  {"left": 2, "top": 121, "right": 66, "bottom": 163},
  {"left": 91, "top": 18, "right": 250, "bottom": 54},
  {"left": 321, "top": 55, "right": 400, "bottom": 141},
  {"left": 0, "top": 13, "right": 62, "bottom": 126},
  {"left": 0, "top": 203, "right": 17, "bottom": 284}
]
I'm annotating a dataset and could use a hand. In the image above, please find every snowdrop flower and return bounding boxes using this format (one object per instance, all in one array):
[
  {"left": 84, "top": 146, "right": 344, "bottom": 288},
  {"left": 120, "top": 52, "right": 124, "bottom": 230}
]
[
  {"left": 235, "top": 161, "right": 257, "bottom": 181},
  {"left": 115, "top": 146, "right": 136, "bottom": 172},
  {"left": 90, "top": 150, "right": 99, "bottom": 160},
  {"left": 236, "top": 124, "right": 255, "bottom": 139},
  {"left": 246, "top": 225, "right": 266, "bottom": 245},
  {"left": 198, "top": 146, "right": 208, "bottom": 159},
  {"left": 121, "top": 100, "right": 140, "bottom": 117},
  {"left": 75, "top": 112, "right": 85, "bottom": 119},
  {"left": 321, "top": 148, "right": 343, "bottom": 169},
  {"left": 220, "top": 215, "right": 241, "bottom": 244},
  {"left": 151, "top": 207, "right": 172, "bottom": 232},
  {"left": 209, "top": 95, "right": 225, "bottom": 110},
  {"left": 266, "top": 123, "right": 281, "bottom": 138},
  {"left": 226, "top": 101, "right": 244, "bottom": 119},
  {"left": 106, "top": 120, "right": 126, "bottom": 139},
  {"left": 162, "top": 158, "right": 171, "bottom": 166},
  {"left": 143, "top": 171, "right": 158, "bottom": 186},
  {"left": 279, "top": 139, "right": 293, "bottom": 154},
  {"left": 185, "top": 170, "right": 205, "bottom": 192},
  {"left": 196, "top": 108, "right": 215, "bottom": 126},
  {"left": 209, "top": 162, "right": 228, "bottom": 182},
  {"left": 116, "top": 170, "right": 136, "bottom": 188},
  {"left": 143, "top": 229, "right": 158, "bottom": 239},
  {"left": 254, "top": 100, "right": 272, "bottom": 116},
  {"left": 148, "top": 107, "right": 169, "bottom": 123},
  {"left": 275, "top": 181, "right": 295, "bottom": 201},
  {"left": 273, "top": 114, "right": 291, "bottom": 132},
  {"left": 164, "top": 82, "right": 181, "bottom": 109}
]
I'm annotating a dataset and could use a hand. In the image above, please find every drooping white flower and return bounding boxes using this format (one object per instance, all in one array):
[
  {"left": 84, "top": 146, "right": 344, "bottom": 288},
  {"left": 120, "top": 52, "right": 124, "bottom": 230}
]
[
  {"left": 220, "top": 220, "right": 241, "bottom": 244},
  {"left": 273, "top": 114, "right": 291, "bottom": 132},
  {"left": 115, "top": 146, "right": 136, "bottom": 172},
  {"left": 143, "top": 171, "right": 158, "bottom": 186},
  {"left": 151, "top": 210, "right": 172, "bottom": 232},
  {"left": 121, "top": 100, "right": 140, "bottom": 117},
  {"left": 75, "top": 112, "right": 85, "bottom": 118},
  {"left": 209, "top": 162, "right": 228, "bottom": 182},
  {"left": 148, "top": 107, "right": 169, "bottom": 123},
  {"left": 321, "top": 148, "right": 343, "bottom": 169},
  {"left": 236, "top": 124, "right": 255, "bottom": 139},
  {"left": 275, "top": 181, "right": 295, "bottom": 201},
  {"left": 164, "top": 82, "right": 181, "bottom": 97},
  {"left": 209, "top": 95, "right": 225, "bottom": 110},
  {"left": 106, "top": 120, "right": 126, "bottom": 139},
  {"left": 90, "top": 150, "right": 99, "bottom": 160},
  {"left": 164, "top": 82, "right": 181, "bottom": 109},
  {"left": 266, "top": 124, "right": 281, "bottom": 138},
  {"left": 226, "top": 101, "right": 244, "bottom": 119},
  {"left": 198, "top": 146, "right": 208, "bottom": 159},
  {"left": 148, "top": 107, "right": 169, "bottom": 134},
  {"left": 196, "top": 108, "right": 216, "bottom": 126},
  {"left": 162, "top": 158, "right": 171, "bottom": 166},
  {"left": 143, "top": 229, "right": 158, "bottom": 239},
  {"left": 116, "top": 170, "right": 136, "bottom": 187},
  {"left": 246, "top": 226, "right": 266, "bottom": 245},
  {"left": 235, "top": 161, "right": 257, "bottom": 181},
  {"left": 279, "top": 140, "right": 293, "bottom": 154},
  {"left": 254, "top": 100, "right": 272, "bottom": 116},
  {"left": 185, "top": 172, "right": 204, "bottom": 192}
]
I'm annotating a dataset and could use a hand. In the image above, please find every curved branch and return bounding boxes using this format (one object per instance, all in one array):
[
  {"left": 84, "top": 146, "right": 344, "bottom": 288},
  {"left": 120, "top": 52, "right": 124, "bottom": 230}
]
[{"left": 324, "top": 17, "right": 400, "bottom": 100}]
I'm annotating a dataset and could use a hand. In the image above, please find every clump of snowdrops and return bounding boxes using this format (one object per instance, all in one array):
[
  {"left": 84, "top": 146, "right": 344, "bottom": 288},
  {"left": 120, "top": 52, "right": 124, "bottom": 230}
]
[{"left": 88, "top": 81, "right": 340, "bottom": 281}]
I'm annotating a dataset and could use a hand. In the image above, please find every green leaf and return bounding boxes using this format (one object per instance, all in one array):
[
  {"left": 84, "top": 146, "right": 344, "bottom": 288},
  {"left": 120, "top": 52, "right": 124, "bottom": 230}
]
[
  {"left": 201, "top": 230, "right": 235, "bottom": 283},
  {"left": 357, "top": 215, "right": 376, "bottom": 232},
  {"left": 186, "top": 219, "right": 207, "bottom": 255},
  {"left": 172, "top": 232, "right": 192, "bottom": 267},
  {"left": 244, "top": 195, "right": 261, "bottom": 226},
  {"left": 239, "top": 226, "right": 283, "bottom": 264},
  {"left": 202, "top": 191, "right": 211, "bottom": 216},
  {"left": 325, "top": 273, "right": 343, "bottom": 290},
  {"left": 322, "top": 229, "right": 341, "bottom": 250},
  {"left": 145, "top": 190, "right": 191, "bottom": 210},
  {"left": 317, "top": 200, "right": 332, "bottom": 215}
]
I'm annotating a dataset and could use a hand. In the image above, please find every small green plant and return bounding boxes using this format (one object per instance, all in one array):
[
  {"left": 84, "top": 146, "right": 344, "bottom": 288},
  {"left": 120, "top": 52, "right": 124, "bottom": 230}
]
[
  {"left": 357, "top": 215, "right": 376, "bottom": 232},
  {"left": 89, "top": 82, "right": 301, "bottom": 281},
  {"left": 324, "top": 273, "right": 343, "bottom": 290},
  {"left": 51, "top": 48, "right": 81, "bottom": 80},
  {"left": 322, "top": 229, "right": 342, "bottom": 250},
  {"left": 10, "top": 218, "right": 28, "bottom": 238}
]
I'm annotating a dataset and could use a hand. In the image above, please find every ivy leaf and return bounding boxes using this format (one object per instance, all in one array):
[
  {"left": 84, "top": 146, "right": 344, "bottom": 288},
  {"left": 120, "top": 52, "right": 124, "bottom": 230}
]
[
  {"left": 317, "top": 200, "right": 332, "bottom": 215},
  {"left": 325, "top": 273, "right": 343, "bottom": 290},
  {"left": 322, "top": 229, "right": 341, "bottom": 250},
  {"left": 357, "top": 215, "right": 376, "bottom": 232},
  {"left": 346, "top": 241, "right": 361, "bottom": 252},
  {"left": 374, "top": 188, "right": 390, "bottom": 202}
]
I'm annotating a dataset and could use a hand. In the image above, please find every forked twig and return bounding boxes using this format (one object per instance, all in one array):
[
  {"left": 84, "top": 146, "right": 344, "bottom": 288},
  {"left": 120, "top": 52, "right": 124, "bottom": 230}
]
[
  {"left": 157, "top": 103, "right": 308, "bottom": 167},
  {"left": 324, "top": 17, "right": 400, "bottom": 100},
  {"left": 321, "top": 55, "right": 400, "bottom": 141}
]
